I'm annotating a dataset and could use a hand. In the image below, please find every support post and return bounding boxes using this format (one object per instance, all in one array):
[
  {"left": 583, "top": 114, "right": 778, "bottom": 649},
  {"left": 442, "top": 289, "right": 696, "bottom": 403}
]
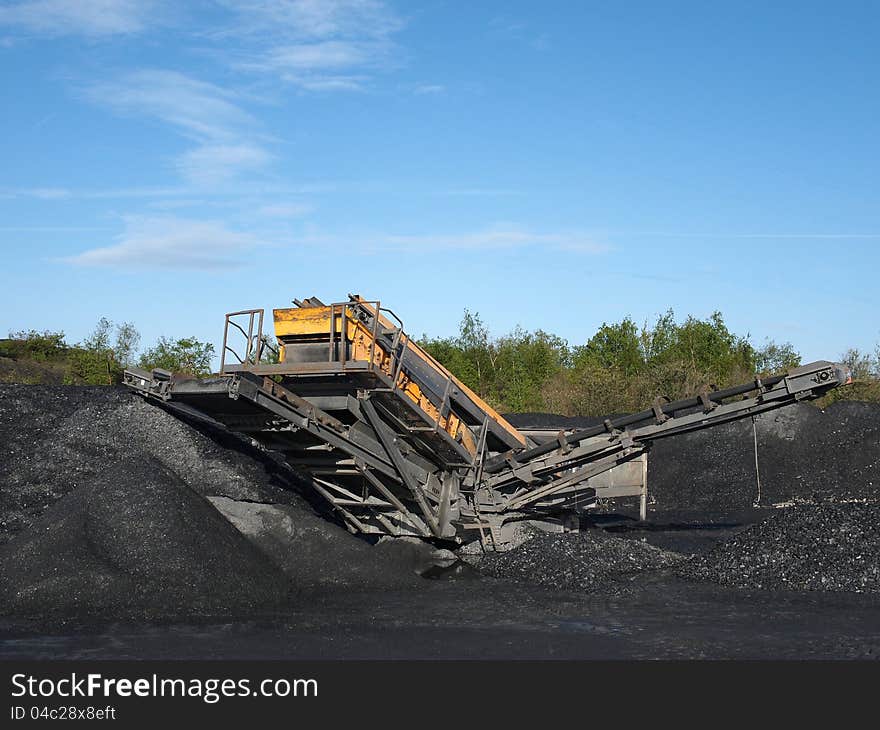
[{"left": 640, "top": 452, "right": 648, "bottom": 522}]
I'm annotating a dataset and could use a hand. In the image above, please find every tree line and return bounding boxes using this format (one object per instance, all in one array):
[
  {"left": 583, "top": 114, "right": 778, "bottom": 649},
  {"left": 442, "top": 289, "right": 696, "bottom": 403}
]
[
  {"left": 1, "top": 320, "right": 215, "bottom": 385},
  {"left": 419, "top": 310, "right": 876, "bottom": 415},
  {"left": 5, "top": 310, "right": 874, "bottom": 413}
]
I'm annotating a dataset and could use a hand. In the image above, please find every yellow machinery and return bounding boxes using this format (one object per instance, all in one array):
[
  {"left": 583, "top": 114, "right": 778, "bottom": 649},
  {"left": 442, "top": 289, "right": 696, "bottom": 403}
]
[
  {"left": 126, "top": 295, "right": 849, "bottom": 548},
  {"left": 271, "top": 296, "right": 524, "bottom": 461}
]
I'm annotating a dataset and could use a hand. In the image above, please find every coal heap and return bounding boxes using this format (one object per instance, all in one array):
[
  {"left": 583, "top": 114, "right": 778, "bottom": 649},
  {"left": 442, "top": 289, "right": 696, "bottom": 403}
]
[
  {"left": 507, "top": 401, "right": 880, "bottom": 516},
  {"left": 681, "top": 502, "right": 880, "bottom": 593},
  {"left": 648, "top": 401, "right": 880, "bottom": 514},
  {"left": 2, "top": 382, "right": 879, "bottom": 623},
  {"left": 0, "top": 459, "right": 292, "bottom": 620},
  {"left": 478, "top": 530, "right": 685, "bottom": 592},
  {"left": 0, "top": 384, "right": 419, "bottom": 621},
  {"left": 0, "top": 384, "right": 311, "bottom": 543}
]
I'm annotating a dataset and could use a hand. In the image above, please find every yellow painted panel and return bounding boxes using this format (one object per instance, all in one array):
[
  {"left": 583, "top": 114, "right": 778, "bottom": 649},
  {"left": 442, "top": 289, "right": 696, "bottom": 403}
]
[{"left": 274, "top": 307, "right": 343, "bottom": 337}]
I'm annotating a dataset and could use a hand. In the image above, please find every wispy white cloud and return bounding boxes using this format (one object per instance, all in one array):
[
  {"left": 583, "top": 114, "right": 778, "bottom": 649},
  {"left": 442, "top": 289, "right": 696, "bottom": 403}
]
[
  {"left": 612, "top": 231, "right": 880, "bottom": 240},
  {"left": 17, "top": 187, "right": 72, "bottom": 200},
  {"left": 0, "top": 0, "right": 158, "bottom": 37},
  {"left": 61, "top": 219, "right": 605, "bottom": 271},
  {"left": 84, "top": 69, "right": 272, "bottom": 185},
  {"left": 437, "top": 187, "right": 524, "bottom": 197},
  {"left": 84, "top": 69, "right": 253, "bottom": 142},
  {"left": 175, "top": 143, "right": 271, "bottom": 185},
  {"left": 382, "top": 227, "right": 607, "bottom": 253},
  {"left": 1, "top": 181, "right": 334, "bottom": 201},
  {"left": 261, "top": 39, "right": 369, "bottom": 70},
  {"left": 217, "top": 0, "right": 404, "bottom": 91},
  {"left": 413, "top": 83, "right": 445, "bottom": 95},
  {"left": 258, "top": 201, "right": 313, "bottom": 217},
  {"left": 216, "top": 1, "right": 402, "bottom": 41},
  {"left": 65, "top": 216, "right": 264, "bottom": 270},
  {"left": 0, "top": 225, "right": 113, "bottom": 232},
  {"left": 488, "top": 14, "right": 549, "bottom": 51},
  {"left": 298, "top": 225, "right": 609, "bottom": 253},
  {"left": 288, "top": 74, "right": 366, "bottom": 91}
]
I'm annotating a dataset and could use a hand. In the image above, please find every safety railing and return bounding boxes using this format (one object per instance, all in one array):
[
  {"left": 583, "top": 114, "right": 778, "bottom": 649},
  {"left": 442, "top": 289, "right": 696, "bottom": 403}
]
[
  {"left": 326, "top": 300, "right": 384, "bottom": 374},
  {"left": 220, "top": 309, "right": 265, "bottom": 374}
]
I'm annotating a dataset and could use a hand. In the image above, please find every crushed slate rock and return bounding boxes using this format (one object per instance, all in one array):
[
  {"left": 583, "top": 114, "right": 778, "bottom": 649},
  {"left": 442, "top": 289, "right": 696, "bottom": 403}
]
[
  {"left": 476, "top": 529, "right": 686, "bottom": 592},
  {"left": 681, "top": 502, "right": 880, "bottom": 593}
]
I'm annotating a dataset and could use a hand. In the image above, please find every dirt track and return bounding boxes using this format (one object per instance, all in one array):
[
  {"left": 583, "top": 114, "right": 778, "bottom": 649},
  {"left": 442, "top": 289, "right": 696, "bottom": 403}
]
[{"left": 1, "top": 384, "right": 879, "bottom": 659}]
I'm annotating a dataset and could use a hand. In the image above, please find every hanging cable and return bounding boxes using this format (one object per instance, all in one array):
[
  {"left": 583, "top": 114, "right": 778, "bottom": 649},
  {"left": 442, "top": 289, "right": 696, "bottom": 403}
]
[{"left": 752, "top": 415, "right": 762, "bottom": 506}]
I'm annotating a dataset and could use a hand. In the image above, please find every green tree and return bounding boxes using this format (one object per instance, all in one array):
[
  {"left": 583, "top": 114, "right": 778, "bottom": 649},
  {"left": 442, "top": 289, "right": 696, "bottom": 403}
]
[
  {"left": 139, "top": 336, "right": 215, "bottom": 376},
  {"left": 114, "top": 322, "right": 141, "bottom": 367},
  {"left": 418, "top": 308, "right": 847, "bottom": 416},
  {"left": 573, "top": 317, "right": 644, "bottom": 376},
  {"left": 840, "top": 347, "right": 876, "bottom": 380},
  {"left": 649, "top": 312, "right": 754, "bottom": 381},
  {"left": 420, "top": 310, "right": 493, "bottom": 396},
  {"left": 258, "top": 334, "right": 280, "bottom": 364},
  {"left": 4, "top": 330, "right": 67, "bottom": 361},
  {"left": 493, "top": 328, "right": 569, "bottom": 411},
  {"left": 64, "top": 318, "right": 141, "bottom": 385},
  {"left": 755, "top": 339, "right": 801, "bottom": 375}
]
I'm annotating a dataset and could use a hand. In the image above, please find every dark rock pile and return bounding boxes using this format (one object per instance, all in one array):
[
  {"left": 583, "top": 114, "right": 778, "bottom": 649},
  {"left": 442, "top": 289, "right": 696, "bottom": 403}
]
[
  {"left": 2, "top": 382, "right": 879, "bottom": 624},
  {"left": 681, "top": 502, "right": 880, "bottom": 593},
  {"left": 507, "top": 401, "right": 880, "bottom": 516},
  {"left": 477, "top": 529, "right": 685, "bottom": 592},
  {"left": 0, "top": 459, "right": 292, "bottom": 620},
  {"left": 0, "top": 384, "right": 310, "bottom": 543},
  {"left": 648, "top": 401, "right": 880, "bottom": 514},
  {"left": 0, "top": 384, "right": 418, "bottom": 621}
]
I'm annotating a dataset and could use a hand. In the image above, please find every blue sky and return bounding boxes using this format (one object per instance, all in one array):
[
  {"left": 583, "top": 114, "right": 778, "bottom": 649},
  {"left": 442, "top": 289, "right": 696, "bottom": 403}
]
[{"left": 1, "top": 0, "right": 879, "bottom": 364}]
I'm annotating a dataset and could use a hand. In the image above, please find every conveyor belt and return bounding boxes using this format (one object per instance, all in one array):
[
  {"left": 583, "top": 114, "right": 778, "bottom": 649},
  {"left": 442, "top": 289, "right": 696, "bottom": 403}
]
[{"left": 125, "top": 355, "right": 850, "bottom": 547}]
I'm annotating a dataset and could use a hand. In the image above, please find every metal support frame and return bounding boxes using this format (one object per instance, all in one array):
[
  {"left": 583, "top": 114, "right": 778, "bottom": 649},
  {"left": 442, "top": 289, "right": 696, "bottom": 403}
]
[
  {"left": 126, "top": 345, "right": 849, "bottom": 549},
  {"left": 360, "top": 397, "right": 443, "bottom": 538}
]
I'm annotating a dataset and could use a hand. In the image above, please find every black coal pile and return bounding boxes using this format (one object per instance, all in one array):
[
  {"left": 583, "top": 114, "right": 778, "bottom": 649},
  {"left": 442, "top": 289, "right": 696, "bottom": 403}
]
[
  {"left": 505, "top": 401, "right": 880, "bottom": 514},
  {"left": 477, "top": 529, "right": 685, "bottom": 592},
  {"left": 633, "top": 401, "right": 879, "bottom": 515},
  {"left": 507, "top": 402, "right": 880, "bottom": 516},
  {"left": 681, "top": 502, "right": 880, "bottom": 593},
  {"left": 0, "top": 384, "right": 311, "bottom": 543},
  {"left": 0, "top": 384, "right": 420, "bottom": 621},
  {"left": 0, "top": 459, "right": 292, "bottom": 620},
  {"left": 207, "top": 497, "right": 423, "bottom": 589}
]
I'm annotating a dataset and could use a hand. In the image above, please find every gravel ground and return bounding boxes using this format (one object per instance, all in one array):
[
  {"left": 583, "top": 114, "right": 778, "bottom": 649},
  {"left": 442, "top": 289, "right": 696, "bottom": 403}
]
[
  {"left": 476, "top": 529, "right": 686, "bottom": 592},
  {"left": 681, "top": 502, "right": 880, "bottom": 593}
]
